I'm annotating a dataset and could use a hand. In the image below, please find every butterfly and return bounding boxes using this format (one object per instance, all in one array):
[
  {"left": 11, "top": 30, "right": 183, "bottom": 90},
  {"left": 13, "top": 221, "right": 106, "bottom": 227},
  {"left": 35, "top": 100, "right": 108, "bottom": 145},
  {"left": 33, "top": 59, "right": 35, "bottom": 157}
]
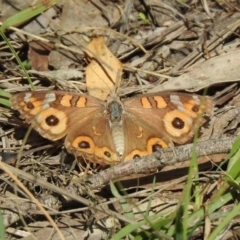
[{"left": 11, "top": 91, "right": 213, "bottom": 165}]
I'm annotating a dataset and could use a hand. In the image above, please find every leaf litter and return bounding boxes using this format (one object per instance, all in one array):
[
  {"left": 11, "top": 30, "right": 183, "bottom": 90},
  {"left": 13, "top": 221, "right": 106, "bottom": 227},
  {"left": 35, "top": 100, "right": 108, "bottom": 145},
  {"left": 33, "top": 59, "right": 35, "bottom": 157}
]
[{"left": 1, "top": 0, "right": 240, "bottom": 239}]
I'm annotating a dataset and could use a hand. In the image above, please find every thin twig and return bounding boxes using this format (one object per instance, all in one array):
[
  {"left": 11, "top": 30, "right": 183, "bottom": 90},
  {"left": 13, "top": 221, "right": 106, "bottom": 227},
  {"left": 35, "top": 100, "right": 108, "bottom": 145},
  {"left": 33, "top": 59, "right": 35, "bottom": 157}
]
[{"left": 86, "top": 137, "right": 236, "bottom": 189}]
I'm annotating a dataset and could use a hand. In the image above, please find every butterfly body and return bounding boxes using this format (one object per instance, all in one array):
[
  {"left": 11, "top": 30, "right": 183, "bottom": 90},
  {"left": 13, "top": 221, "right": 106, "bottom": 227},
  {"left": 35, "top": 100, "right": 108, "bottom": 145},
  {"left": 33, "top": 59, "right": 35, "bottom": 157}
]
[{"left": 11, "top": 91, "right": 213, "bottom": 165}]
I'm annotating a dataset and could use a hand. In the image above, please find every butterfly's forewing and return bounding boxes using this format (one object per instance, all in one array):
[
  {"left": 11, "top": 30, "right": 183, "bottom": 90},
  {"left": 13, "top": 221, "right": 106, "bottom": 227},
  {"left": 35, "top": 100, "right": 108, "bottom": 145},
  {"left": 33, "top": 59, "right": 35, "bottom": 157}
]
[{"left": 11, "top": 91, "right": 103, "bottom": 140}]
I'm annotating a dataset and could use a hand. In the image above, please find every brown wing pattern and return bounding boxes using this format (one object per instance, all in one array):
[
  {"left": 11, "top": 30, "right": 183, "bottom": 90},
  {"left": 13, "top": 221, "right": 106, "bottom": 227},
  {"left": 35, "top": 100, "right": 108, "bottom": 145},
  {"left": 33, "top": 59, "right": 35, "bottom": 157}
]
[
  {"left": 11, "top": 91, "right": 213, "bottom": 165},
  {"left": 122, "top": 92, "right": 213, "bottom": 160},
  {"left": 11, "top": 91, "right": 103, "bottom": 140}
]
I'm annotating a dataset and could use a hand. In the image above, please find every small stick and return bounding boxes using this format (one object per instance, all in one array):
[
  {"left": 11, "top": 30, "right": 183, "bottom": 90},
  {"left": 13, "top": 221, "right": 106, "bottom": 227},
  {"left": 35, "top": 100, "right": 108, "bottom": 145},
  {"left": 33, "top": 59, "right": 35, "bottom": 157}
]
[{"left": 86, "top": 137, "right": 236, "bottom": 189}]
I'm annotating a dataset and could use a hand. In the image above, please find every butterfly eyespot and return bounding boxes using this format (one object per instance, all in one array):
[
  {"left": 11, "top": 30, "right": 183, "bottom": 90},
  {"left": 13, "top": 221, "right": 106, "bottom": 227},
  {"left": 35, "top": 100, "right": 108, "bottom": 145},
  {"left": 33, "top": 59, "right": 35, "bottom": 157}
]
[
  {"left": 104, "top": 151, "right": 111, "bottom": 157},
  {"left": 147, "top": 138, "right": 168, "bottom": 153},
  {"left": 79, "top": 141, "right": 90, "bottom": 149},
  {"left": 192, "top": 105, "right": 199, "bottom": 112},
  {"left": 45, "top": 115, "right": 59, "bottom": 126},
  {"left": 152, "top": 144, "right": 162, "bottom": 152},
  {"left": 26, "top": 102, "right": 34, "bottom": 109},
  {"left": 133, "top": 154, "right": 140, "bottom": 159},
  {"left": 172, "top": 117, "right": 185, "bottom": 129}
]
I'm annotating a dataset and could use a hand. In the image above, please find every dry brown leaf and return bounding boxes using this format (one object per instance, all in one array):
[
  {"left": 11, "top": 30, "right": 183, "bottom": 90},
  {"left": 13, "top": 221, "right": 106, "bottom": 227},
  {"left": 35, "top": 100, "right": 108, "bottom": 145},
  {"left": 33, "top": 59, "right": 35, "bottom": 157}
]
[
  {"left": 85, "top": 36, "right": 122, "bottom": 100},
  {"left": 149, "top": 50, "right": 240, "bottom": 93}
]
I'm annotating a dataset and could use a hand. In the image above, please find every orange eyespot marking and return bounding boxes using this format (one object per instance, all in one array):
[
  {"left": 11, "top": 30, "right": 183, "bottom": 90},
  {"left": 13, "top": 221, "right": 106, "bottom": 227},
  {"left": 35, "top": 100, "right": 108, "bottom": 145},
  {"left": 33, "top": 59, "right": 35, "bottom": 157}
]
[
  {"left": 163, "top": 110, "right": 191, "bottom": 137},
  {"left": 76, "top": 97, "right": 87, "bottom": 108},
  {"left": 191, "top": 97, "right": 210, "bottom": 114},
  {"left": 194, "top": 101, "right": 208, "bottom": 114},
  {"left": 71, "top": 136, "right": 95, "bottom": 154},
  {"left": 141, "top": 97, "right": 152, "bottom": 108},
  {"left": 183, "top": 99, "right": 208, "bottom": 118},
  {"left": 95, "top": 146, "right": 118, "bottom": 162},
  {"left": 125, "top": 150, "right": 148, "bottom": 161},
  {"left": 37, "top": 108, "right": 68, "bottom": 135},
  {"left": 153, "top": 96, "right": 167, "bottom": 108},
  {"left": 19, "top": 101, "right": 42, "bottom": 115},
  {"left": 60, "top": 95, "right": 73, "bottom": 107},
  {"left": 147, "top": 138, "right": 168, "bottom": 153},
  {"left": 45, "top": 114, "right": 59, "bottom": 126},
  {"left": 182, "top": 102, "right": 198, "bottom": 118},
  {"left": 192, "top": 105, "right": 200, "bottom": 112},
  {"left": 26, "top": 101, "right": 43, "bottom": 114},
  {"left": 21, "top": 97, "right": 43, "bottom": 112},
  {"left": 22, "top": 102, "right": 34, "bottom": 111}
]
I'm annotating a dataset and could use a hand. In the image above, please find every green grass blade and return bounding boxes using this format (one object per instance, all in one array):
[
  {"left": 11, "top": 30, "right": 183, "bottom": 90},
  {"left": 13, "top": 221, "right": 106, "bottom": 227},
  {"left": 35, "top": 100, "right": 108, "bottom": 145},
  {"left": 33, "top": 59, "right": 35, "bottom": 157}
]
[
  {"left": 111, "top": 212, "right": 173, "bottom": 240},
  {"left": 0, "top": 89, "right": 11, "bottom": 98},
  {"left": 0, "top": 0, "right": 59, "bottom": 31},
  {"left": 0, "top": 30, "right": 34, "bottom": 89},
  {"left": 110, "top": 181, "right": 135, "bottom": 220},
  {"left": 0, "top": 209, "right": 6, "bottom": 240},
  {"left": 0, "top": 89, "right": 12, "bottom": 107},
  {"left": 208, "top": 200, "right": 240, "bottom": 240}
]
